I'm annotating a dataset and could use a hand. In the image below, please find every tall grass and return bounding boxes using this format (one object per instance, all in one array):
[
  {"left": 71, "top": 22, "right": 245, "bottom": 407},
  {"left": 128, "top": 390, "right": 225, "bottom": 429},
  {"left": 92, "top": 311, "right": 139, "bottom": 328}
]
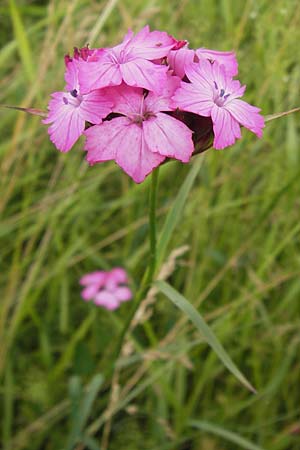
[{"left": 0, "top": 0, "right": 300, "bottom": 449}]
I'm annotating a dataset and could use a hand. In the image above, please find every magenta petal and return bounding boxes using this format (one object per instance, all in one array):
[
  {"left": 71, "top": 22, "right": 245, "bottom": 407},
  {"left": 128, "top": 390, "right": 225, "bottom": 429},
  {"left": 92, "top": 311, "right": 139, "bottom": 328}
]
[
  {"left": 114, "top": 287, "right": 132, "bottom": 302},
  {"left": 145, "top": 75, "right": 181, "bottom": 113},
  {"left": 121, "top": 59, "right": 168, "bottom": 93},
  {"left": 64, "top": 59, "right": 79, "bottom": 91},
  {"left": 105, "top": 84, "right": 144, "bottom": 116},
  {"left": 128, "top": 25, "right": 176, "bottom": 59},
  {"left": 78, "top": 58, "right": 123, "bottom": 94},
  {"left": 94, "top": 291, "right": 120, "bottom": 310},
  {"left": 211, "top": 104, "right": 241, "bottom": 149},
  {"left": 168, "top": 47, "right": 195, "bottom": 78},
  {"left": 172, "top": 81, "right": 214, "bottom": 117},
  {"left": 80, "top": 271, "right": 106, "bottom": 286},
  {"left": 143, "top": 113, "right": 194, "bottom": 162},
  {"left": 84, "top": 117, "right": 130, "bottom": 163},
  {"left": 81, "top": 284, "right": 100, "bottom": 301},
  {"left": 196, "top": 48, "right": 238, "bottom": 76},
  {"left": 109, "top": 268, "right": 128, "bottom": 284},
  {"left": 85, "top": 117, "right": 165, "bottom": 183},
  {"left": 79, "top": 90, "right": 113, "bottom": 124},
  {"left": 224, "top": 99, "right": 265, "bottom": 137},
  {"left": 43, "top": 92, "right": 85, "bottom": 152},
  {"left": 115, "top": 122, "right": 165, "bottom": 183}
]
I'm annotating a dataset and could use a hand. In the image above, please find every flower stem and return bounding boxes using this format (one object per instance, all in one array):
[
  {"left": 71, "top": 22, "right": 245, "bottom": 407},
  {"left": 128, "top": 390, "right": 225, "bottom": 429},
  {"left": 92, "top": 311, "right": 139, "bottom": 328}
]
[{"left": 107, "top": 169, "right": 159, "bottom": 375}]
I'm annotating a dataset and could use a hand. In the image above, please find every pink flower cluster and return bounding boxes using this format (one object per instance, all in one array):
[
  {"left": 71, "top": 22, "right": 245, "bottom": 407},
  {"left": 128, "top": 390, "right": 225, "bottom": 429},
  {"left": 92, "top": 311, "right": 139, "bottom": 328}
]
[
  {"left": 80, "top": 268, "right": 132, "bottom": 310},
  {"left": 44, "top": 26, "right": 264, "bottom": 183}
]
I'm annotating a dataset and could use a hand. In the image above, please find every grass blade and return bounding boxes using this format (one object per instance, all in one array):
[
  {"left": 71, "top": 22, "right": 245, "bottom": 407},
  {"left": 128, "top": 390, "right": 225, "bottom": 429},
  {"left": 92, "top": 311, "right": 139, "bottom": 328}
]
[
  {"left": 156, "top": 281, "right": 256, "bottom": 393},
  {"left": 8, "top": 0, "right": 35, "bottom": 82},
  {"left": 157, "top": 157, "right": 203, "bottom": 268},
  {"left": 66, "top": 374, "right": 104, "bottom": 450},
  {"left": 190, "top": 420, "right": 266, "bottom": 450}
]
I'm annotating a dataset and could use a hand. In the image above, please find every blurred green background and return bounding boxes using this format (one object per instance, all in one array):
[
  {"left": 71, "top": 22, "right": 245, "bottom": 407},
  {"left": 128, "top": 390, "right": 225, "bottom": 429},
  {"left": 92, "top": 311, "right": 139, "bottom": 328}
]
[{"left": 1, "top": 0, "right": 300, "bottom": 449}]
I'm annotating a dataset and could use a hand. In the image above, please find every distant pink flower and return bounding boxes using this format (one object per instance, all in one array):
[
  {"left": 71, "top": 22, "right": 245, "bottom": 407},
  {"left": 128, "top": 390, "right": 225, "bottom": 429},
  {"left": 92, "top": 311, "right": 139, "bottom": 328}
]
[
  {"left": 84, "top": 79, "right": 194, "bottom": 183},
  {"left": 172, "top": 60, "right": 264, "bottom": 150},
  {"left": 43, "top": 59, "right": 113, "bottom": 152},
  {"left": 78, "top": 26, "right": 176, "bottom": 94},
  {"left": 80, "top": 268, "right": 132, "bottom": 310},
  {"left": 168, "top": 44, "right": 238, "bottom": 79}
]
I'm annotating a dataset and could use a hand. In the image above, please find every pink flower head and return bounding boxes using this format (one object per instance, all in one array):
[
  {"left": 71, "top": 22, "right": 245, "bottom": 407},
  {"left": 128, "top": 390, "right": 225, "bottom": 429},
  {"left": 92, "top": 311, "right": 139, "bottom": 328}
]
[
  {"left": 168, "top": 44, "right": 238, "bottom": 79},
  {"left": 84, "top": 79, "right": 194, "bottom": 183},
  {"left": 172, "top": 60, "right": 264, "bottom": 150},
  {"left": 43, "top": 59, "right": 113, "bottom": 152},
  {"left": 78, "top": 26, "right": 176, "bottom": 94},
  {"left": 80, "top": 268, "right": 132, "bottom": 311}
]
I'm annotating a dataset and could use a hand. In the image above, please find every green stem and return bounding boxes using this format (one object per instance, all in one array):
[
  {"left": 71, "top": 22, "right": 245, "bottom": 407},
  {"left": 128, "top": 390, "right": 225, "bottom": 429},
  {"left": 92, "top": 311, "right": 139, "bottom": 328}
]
[{"left": 106, "top": 169, "right": 159, "bottom": 376}]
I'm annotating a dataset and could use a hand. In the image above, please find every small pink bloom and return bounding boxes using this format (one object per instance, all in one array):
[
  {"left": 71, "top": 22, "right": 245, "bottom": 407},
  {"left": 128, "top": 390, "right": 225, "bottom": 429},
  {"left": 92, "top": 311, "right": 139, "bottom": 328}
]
[
  {"left": 43, "top": 60, "right": 113, "bottom": 152},
  {"left": 84, "top": 79, "right": 194, "bottom": 183},
  {"left": 172, "top": 60, "right": 264, "bottom": 150},
  {"left": 78, "top": 26, "right": 176, "bottom": 94},
  {"left": 168, "top": 44, "right": 238, "bottom": 79},
  {"left": 80, "top": 268, "right": 132, "bottom": 310}
]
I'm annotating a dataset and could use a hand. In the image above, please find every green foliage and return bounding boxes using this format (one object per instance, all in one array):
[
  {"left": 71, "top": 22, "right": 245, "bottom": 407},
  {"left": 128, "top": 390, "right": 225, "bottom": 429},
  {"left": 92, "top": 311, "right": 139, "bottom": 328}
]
[{"left": 1, "top": 1, "right": 300, "bottom": 449}]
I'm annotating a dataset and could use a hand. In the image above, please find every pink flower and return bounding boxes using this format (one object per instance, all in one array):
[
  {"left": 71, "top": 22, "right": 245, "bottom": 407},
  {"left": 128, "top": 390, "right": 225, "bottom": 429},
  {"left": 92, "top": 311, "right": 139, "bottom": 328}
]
[
  {"left": 43, "top": 59, "right": 113, "bottom": 152},
  {"left": 80, "top": 268, "right": 132, "bottom": 311},
  {"left": 78, "top": 26, "right": 176, "bottom": 94},
  {"left": 168, "top": 44, "right": 238, "bottom": 79},
  {"left": 172, "top": 60, "right": 265, "bottom": 150},
  {"left": 84, "top": 79, "right": 194, "bottom": 183}
]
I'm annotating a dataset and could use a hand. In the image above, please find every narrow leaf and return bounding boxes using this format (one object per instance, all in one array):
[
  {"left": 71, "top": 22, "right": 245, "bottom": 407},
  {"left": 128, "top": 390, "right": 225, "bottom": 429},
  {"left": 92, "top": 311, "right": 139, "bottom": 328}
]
[
  {"left": 0, "top": 105, "right": 47, "bottom": 117},
  {"left": 8, "top": 0, "right": 35, "bottom": 82},
  {"left": 157, "top": 157, "right": 203, "bottom": 268},
  {"left": 156, "top": 281, "right": 256, "bottom": 393},
  {"left": 79, "top": 374, "right": 104, "bottom": 431},
  {"left": 190, "top": 420, "right": 266, "bottom": 450},
  {"left": 265, "top": 106, "right": 300, "bottom": 123}
]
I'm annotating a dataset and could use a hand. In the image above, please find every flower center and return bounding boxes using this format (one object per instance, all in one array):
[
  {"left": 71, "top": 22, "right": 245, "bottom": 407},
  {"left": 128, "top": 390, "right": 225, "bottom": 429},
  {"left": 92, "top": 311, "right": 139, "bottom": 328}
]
[
  {"left": 130, "top": 110, "right": 156, "bottom": 125},
  {"left": 213, "top": 81, "right": 230, "bottom": 106},
  {"left": 63, "top": 89, "right": 83, "bottom": 107}
]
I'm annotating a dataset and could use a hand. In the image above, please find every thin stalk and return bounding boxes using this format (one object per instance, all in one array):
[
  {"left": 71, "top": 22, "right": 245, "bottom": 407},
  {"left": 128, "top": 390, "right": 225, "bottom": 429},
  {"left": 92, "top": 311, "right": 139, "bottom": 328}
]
[{"left": 106, "top": 169, "right": 159, "bottom": 376}]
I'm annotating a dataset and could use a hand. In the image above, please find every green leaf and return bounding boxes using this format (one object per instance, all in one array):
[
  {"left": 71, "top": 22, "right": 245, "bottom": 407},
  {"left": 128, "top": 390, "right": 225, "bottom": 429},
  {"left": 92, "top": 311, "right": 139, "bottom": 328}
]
[
  {"left": 189, "top": 420, "right": 266, "bottom": 450},
  {"left": 66, "top": 374, "right": 104, "bottom": 450},
  {"left": 157, "top": 158, "right": 203, "bottom": 268},
  {"left": 156, "top": 281, "right": 256, "bottom": 393}
]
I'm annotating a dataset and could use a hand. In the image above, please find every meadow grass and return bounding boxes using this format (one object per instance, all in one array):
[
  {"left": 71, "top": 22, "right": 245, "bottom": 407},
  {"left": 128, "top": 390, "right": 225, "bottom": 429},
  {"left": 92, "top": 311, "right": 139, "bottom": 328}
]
[{"left": 0, "top": 0, "right": 300, "bottom": 449}]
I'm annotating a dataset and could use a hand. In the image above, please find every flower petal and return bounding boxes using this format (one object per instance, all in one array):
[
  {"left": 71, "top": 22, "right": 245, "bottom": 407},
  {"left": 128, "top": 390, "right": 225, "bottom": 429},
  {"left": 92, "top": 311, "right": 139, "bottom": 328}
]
[
  {"left": 211, "top": 104, "right": 241, "bottom": 149},
  {"left": 80, "top": 271, "right": 106, "bottom": 286},
  {"left": 121, "top": 58, "right": 168, "bottom": 93},
  {"left": 43, "top": 92, "right": 85, "bottom": 152},
  {"left": 225, "top": 99, "right": 265, "bottom": 137},
  {"left": 78, "top": 56, "right": 122, "bottom": 94},
  {"left": 127, "top": 25, "right": 176, "bottom": 59},
  {"left": 143, "top": 113, "right": 194, "bottom": 162},
  {"left": 168, "top": 47, "right": 195, "bottom": 78},
  {"left": 114, "top": 122, "right": 165, "bottom": 183},
  {"left": 79, "top": 90, "right": 113, "bottom": 124},
  {"left": 85, "top": 117, "right": 165, "bottom": 183},
  {"left": 114, "top": 287, "right": 132, "bottom": 302},
  {"left": 196, "top": 48, "right": 238, "bottom": 76},
  {"left": 94, "top": 291, "right": 120, "bottom": 310},
  {"left": 172, "top": 81, "right": 214, "bottom": 117}
]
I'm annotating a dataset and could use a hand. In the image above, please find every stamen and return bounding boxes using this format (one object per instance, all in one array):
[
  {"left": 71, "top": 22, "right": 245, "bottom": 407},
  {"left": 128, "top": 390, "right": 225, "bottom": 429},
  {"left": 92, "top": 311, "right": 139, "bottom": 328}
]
[
  {"left": 224, "top": 93, "right": 230, "bottom": 100},
  {"left": 220, "top": 89, "right": 225, "bottom": 97},
  {"left": 70, "top": 89, "right": 78, "bottom": 97},
  {"left": 63, "top": 97, "right": 68, "bottom": 105},
  {"left": 214, "top": 81, "right": 218, "bottom": 90}
]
